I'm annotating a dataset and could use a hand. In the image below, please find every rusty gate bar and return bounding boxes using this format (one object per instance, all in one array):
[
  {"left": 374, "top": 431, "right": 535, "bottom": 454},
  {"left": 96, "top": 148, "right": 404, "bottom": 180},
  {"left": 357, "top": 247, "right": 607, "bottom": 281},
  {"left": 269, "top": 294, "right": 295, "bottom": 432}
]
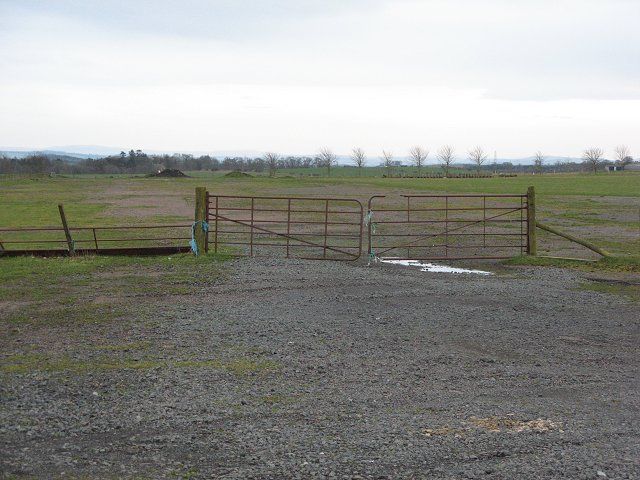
[
  {"left": 368, "top": 193, "right": 528, "bottom": 260},
  {"left": 250, "top": 197, "right": 255, "bottom": 256},
  {"left": 214, "top": 195, "right": 219, "bottom": 254},
  {"left": 207, "top": 194, "right": 363, "bottom": 261},
  {"left": 520, "top": 196, "right": 524, "bottom": 256},
  {"left": 286, "top": 198, "right": 291, "bottom": 258}
]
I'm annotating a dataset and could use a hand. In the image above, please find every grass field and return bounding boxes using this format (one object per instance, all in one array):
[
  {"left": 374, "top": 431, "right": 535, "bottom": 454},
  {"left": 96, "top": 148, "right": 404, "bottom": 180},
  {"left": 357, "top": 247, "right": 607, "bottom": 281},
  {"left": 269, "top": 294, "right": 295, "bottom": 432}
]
[{"left": 1, "top": 170, "right": 639, "bottom": 258}]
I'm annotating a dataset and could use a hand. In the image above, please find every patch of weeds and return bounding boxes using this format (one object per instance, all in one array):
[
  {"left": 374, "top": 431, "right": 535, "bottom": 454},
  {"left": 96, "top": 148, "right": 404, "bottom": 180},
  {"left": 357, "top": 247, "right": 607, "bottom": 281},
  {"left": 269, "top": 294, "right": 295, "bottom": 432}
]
[
  {"left": 468, "top": 416, "right": 560, "bottom": 433},
  {"left": 170, "top": 467, "right": 199, "bottom": 480},
  {"left": 505, "top": 254, "right": 640, "bottom": 273},
  {"left": 163, "top": 285, "right": 194, "bottom": 295},
  {"left": 4, "top": 303, "right": 128, "bottom": 327},
  {"left": 173, "top": 359, "right": 219, "bottom": 368},
  {"left": 597, "top": 237, "right": 640, "bottom": 257},
  {"left": 0, "top": 253, "right": 229, "bottom": 336},
  {"left": 577, "top": 280, "right": 640, "bottom": 302},
  {"left": 0, "top": 353, "right": 47, "bottom": 374},
  {"left": 0, "top": 354, "right": 161, "bottom": 374},
  {"left": 1, "top": 353, "right": 280, "bottom": 376},
  {"left": 100, "top": 359, "right": 165, "bottom": 371},
  {"left": 93, "top": 340, "right": 152, "bottom": 351},
  {"left": 222, "top": 358, "right": 281, "bottom": 376},
  {"left": 556, "top": 211, "right": 632, "bottom": 227}
]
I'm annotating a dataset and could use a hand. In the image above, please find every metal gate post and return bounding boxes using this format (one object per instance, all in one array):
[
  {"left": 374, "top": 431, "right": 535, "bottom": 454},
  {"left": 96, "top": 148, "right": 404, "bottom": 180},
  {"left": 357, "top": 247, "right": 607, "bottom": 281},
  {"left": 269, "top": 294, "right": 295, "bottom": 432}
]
[
  {"left": 526, "top": 186, "right": 537, "bottom": 255},
  {"left": 194, "top": 187, "right": 208, "bottom": 255},
  {"left": 205, "top": 191, "right": 210, "bottom": 253}
]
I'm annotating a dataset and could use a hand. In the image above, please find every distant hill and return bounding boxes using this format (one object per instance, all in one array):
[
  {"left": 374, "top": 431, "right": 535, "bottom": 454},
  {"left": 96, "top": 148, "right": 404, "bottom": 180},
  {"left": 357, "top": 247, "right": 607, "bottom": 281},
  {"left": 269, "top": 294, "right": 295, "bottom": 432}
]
[{"left": 0, "top": 150, "right": 102, "bottom": 161}]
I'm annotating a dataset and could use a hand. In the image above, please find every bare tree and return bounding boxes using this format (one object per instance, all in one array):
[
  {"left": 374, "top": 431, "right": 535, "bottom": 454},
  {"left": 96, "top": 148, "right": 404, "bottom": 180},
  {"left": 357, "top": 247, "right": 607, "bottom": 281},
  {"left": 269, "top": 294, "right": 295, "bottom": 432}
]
[
  {"left": 409, "top": 146, "right": 428, "bottom": 175},
  {"left": 534, "top": 151, "right": 544, "bottom": 175},
  {"left": 437, "top": 145, "right": 455, "bottom": 177},
  {"left": 583, "top": 147, "right": 604, "bottom": 174},
  {"left": 318, "top": 148, "right": 337, "bottom": 177},
  {"left": 264, "top": 152, "right": 280, "bottom": 177},
  {"left": 468, "top": 146, "right": 487, "bottom": 175},
  {"left": 381, "top": 150, "right": 394, "bottom": 177},
  {"left": 614, "top": 145, "right": 633, "bottom": 166},
  {"left": 351, "top": 147, "right": 366, "bottom": 175}
]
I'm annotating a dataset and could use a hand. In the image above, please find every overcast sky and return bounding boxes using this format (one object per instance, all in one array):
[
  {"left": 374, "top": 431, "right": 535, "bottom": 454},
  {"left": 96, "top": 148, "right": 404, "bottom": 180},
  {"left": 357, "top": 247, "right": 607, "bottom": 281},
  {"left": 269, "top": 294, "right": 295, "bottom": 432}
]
[{"left": 1, "top": 0, "right": 639, "bottom": 158}]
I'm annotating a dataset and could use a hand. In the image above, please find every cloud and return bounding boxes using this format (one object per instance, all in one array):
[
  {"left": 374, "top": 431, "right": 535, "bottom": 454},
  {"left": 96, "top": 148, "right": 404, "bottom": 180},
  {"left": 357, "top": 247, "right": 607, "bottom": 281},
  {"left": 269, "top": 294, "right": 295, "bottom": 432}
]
[
  {"left": 0, "top": 0, "right": 639, "bottom": 154},
  {"left": 2, "top": 0, "right": 639, "bottom": 99}
]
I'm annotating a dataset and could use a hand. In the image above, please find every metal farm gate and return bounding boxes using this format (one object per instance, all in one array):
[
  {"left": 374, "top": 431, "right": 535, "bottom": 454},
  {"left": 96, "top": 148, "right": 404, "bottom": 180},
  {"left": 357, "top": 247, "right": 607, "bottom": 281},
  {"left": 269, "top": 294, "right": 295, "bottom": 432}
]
[
  {"left": 200, "top": 191, "right": 532, "bottom": 262},
  {"left": 366, "top": 193, "right": 532, "bottom": 261},
  {"left": 205, "top": 194, "right": 363, "bottom": 261},
  {"left": 2, "top": 189, "right": 532, "bottom": 260}
]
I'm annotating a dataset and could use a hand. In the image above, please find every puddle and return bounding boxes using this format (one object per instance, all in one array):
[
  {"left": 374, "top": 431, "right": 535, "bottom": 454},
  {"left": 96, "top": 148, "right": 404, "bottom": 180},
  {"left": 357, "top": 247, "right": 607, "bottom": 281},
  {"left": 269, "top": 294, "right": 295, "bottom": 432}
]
[{"left": 379, "top": 258, "right": 492, "bottom": 275}]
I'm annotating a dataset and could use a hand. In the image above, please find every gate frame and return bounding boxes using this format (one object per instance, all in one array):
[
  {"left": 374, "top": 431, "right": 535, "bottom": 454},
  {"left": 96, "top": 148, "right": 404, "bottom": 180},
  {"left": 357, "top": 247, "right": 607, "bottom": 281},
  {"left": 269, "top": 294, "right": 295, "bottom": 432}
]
[
  {"left": 194, "top": 187, "right": 537, "bottom": 261},
  {"left": 366, "top": 191, "right": 535, "bottom": 261},
  {"left": 201, "top": 191, "right": 363, "bottom": 261}
]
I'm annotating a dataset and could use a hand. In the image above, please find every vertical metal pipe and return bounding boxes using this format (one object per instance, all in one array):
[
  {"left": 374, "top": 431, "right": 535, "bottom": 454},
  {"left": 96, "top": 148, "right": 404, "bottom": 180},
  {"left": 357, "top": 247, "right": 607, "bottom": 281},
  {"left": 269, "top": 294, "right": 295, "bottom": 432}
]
[
  {"left": 250, "top": 197, "right": 255, "bottom": 256},
  {"left": 406, "top": 196, "right": 411, "bottom": 259},
  {"left": 520, "top": 196, "right": 524, "bottom": 255},
  {"left": 205, "top": 191, "right": 210, "bottom": 253},
  {"left": 323, "top": 199, "right": 329, "bottom": 258},
  {"left": 214, "top": 196, "right": 219, "bottom": 253},
  {"left": 367, "top": 197, "right": 374, "bottom": 259},
  {"left": 286, "top": 198, "right": 291, "bottom": 258},
  {"left": 483, "top": 196, "right": 486, "bottom": 248},
  {"left": 445, "top": 196, "right": 449, "bottom": 258},
  {"left": 93, "top": 228, "right": 99, "bottom": 252}
]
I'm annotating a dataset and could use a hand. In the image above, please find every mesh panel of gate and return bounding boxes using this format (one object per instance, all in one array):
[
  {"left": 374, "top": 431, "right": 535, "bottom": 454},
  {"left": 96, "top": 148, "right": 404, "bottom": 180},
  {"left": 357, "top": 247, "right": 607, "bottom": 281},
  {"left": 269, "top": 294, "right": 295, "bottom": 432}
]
[
  {"left": 207, "top": 195, "right": 363, "bottom": 260},
  {"left": 368, "top": 194, "right": 528, "bottom": 260}
]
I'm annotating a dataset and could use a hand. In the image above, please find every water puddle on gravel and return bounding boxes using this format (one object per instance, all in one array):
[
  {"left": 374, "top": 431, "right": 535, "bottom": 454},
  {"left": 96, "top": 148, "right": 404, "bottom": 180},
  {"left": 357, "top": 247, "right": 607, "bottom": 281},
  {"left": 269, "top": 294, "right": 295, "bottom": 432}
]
[{"left": 379, "top": 258, "right": 493, "bottom": 275}]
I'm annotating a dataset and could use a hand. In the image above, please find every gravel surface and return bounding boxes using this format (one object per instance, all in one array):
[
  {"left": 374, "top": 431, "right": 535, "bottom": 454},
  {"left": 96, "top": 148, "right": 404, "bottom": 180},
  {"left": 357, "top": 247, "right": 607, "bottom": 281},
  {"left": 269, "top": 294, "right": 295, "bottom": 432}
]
[{"left": 1, "top": 258, "right": 639, "bottom": 479}]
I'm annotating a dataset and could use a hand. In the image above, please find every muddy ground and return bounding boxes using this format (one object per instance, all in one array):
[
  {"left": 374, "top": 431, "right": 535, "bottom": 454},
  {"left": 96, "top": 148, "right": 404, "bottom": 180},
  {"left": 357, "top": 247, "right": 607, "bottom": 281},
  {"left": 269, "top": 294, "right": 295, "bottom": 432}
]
[{"left": 1, "top": 258, "right": 639, "bottom": 479}]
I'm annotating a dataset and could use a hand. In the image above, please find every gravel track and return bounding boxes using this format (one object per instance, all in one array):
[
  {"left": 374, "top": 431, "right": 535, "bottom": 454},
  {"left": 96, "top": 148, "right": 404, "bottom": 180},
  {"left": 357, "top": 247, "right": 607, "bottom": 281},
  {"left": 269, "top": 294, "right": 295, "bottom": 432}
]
[{"left": 1, "top": 258, "right": 639, "bottom": 479}]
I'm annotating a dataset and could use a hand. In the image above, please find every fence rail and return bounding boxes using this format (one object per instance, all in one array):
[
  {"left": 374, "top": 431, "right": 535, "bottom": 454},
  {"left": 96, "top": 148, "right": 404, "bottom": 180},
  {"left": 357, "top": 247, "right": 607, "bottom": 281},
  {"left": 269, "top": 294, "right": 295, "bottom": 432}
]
[{"left": 0, "top": 224, "right": 193, "bottom": 256}]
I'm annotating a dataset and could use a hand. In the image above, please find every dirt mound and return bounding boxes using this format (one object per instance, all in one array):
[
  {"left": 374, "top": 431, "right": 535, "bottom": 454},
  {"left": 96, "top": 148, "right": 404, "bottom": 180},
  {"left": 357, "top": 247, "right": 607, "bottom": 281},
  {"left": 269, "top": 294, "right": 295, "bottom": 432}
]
[
  {"left": 148, "top": 169, "right": 189, "bottom": 178},
  {"left": 224, "top": 170, "right": 252, "bottom": 178}
]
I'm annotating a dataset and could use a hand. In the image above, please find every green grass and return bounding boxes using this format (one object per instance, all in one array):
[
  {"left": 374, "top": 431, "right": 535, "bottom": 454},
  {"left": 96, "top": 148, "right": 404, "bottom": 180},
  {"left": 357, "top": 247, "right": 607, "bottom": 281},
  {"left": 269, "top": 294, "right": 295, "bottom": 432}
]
[
  {"left": 0, "top": 254, "right": 228, "bottom": 301},
  {"left": 0, "top": 253, "right": 228, "bottom": 332},
  {"left": 0, "top": 353, "right": 281, "bottom": 375},
  {"left": 505, "top": 254, "right": 640, "bottom": 273},
  {"left": 577, "top": 279, "right": 640, "bottom": 302},
  {"left": 1, "top": 170, "right": 639, "bottom": 257},
  {"left": 318, "top": 172, "right": 640, "bottom": 196}
]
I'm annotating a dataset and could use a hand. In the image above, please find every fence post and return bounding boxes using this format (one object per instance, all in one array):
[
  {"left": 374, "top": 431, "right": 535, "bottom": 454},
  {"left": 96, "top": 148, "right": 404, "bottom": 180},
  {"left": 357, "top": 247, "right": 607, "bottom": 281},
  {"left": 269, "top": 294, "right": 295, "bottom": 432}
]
[
  {"left": 58, "top": 204, "right": 75, "bottom": 256},
  {"left": 526, "top": 186, "right": 537, "bottom": 255},
  {"left": 194, "top": 187, "right": 207, "bottom": 255}
]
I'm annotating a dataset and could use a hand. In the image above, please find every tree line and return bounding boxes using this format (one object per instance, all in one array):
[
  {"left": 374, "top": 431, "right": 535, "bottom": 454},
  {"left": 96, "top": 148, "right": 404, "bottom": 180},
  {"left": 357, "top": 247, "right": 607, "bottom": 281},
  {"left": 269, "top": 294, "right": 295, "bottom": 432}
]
[
  {"left": 0, "top": 145, "right": 634, "bottom": 176},
  {"left": 0, "top": 150, "right": 322, "bottom": 175},
  {"left": 284, "top": 145, "right": 634, "bottom": 177}
]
